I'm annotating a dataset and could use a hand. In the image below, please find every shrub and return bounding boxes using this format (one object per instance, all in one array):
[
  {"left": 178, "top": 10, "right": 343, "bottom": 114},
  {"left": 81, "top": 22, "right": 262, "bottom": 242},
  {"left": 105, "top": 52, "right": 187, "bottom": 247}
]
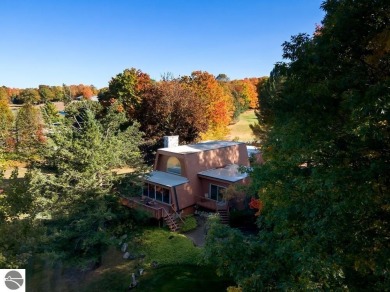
[
  {"left": 138, "top": 229, "right": 202, "bottom": 266},
  {"left": 180, "top": 215, "right": 197, "bottom": 233}
]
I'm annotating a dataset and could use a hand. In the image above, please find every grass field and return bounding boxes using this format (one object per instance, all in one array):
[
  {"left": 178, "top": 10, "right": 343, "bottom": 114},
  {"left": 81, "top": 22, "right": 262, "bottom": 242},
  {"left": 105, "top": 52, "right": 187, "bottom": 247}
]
[{"left": 226, "top": 110, "right": 258, "bottom": 142}]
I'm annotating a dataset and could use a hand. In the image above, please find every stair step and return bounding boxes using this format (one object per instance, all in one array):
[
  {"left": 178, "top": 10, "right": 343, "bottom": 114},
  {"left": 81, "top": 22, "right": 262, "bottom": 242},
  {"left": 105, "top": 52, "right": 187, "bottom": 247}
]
[
  {"left": 163, "top": 213, "right": 180, "bottom": 232},
  {"left": 217, "top": 210, "right": 229, "bottom": 224}
]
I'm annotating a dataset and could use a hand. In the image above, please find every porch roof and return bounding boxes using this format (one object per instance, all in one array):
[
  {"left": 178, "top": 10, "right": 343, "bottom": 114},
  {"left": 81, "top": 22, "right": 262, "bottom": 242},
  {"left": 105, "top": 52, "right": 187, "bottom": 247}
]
[
  {"left": 198, "top": 164, "right": 248, "bottom": 183},
  {"left": 144, "top": 170, "right": 189, "bottom": 187}
]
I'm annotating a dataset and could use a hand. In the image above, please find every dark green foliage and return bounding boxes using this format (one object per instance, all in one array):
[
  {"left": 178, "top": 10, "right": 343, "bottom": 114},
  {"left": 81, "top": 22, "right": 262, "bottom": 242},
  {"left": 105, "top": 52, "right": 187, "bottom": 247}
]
[
  {"left": 41, "top": 102, "right": 60, "bottom": 125},
  {"left": 207, "top": 0, "right": 390, "bottom": 290},
  {"left": 0, "top": 170, "right": 44, "bottom": 268},
  {"left": 231, "top": 89, "right": 249, "bottom": 121},
  {"left": 203, "top": 216, "right": 253, "bottom": 284},
  {"left": 27, "top": 104, "right": 145, "bottom": 268},
  {"left": 229, "top": 209, "right": 257, "bottom": 228},
  {"left": 98, "top": 68, "right": 152, "bottom": 119},
  {"left": 134, "top": 265, "right": 233, "bottom": 292}
]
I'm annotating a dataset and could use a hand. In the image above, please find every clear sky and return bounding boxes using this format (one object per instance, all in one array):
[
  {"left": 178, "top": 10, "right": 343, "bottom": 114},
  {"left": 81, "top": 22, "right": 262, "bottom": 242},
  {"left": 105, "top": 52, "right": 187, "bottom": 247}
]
[{"left": 0, "top": 0, "right": 325, "bottom": 89}]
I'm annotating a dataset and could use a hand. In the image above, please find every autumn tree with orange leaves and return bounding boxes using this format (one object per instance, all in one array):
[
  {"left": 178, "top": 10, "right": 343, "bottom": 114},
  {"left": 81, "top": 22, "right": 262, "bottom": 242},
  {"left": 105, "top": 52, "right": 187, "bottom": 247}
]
[
  {"left": 181, "top": 71, "right": 234, "bottom": 140},
  {"left": 231, "top": 79, "right": 259, "bottom": 110}
]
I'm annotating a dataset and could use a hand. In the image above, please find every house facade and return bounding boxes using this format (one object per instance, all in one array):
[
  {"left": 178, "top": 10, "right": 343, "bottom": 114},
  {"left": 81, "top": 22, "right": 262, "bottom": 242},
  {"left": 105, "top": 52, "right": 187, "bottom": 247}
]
[{"left": 121, "top": 139, "right": 253, "bottom": 224}]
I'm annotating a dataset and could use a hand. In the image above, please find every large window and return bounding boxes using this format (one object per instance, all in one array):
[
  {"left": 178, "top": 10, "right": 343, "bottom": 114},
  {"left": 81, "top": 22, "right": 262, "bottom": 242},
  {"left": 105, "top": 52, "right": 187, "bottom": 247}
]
[
  {"left": 143, "top": 183, "right": 171, "bottom": 204},
  {"left": 209, "top": 184, "right": 226, "bottom": 202},
  {"left": 167, "top": 156, "right": 181, "bottom": 175}
]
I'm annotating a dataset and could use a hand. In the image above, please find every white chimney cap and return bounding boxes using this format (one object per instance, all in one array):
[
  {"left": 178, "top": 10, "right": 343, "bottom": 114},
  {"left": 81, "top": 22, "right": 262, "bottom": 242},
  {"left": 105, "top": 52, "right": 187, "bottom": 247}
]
[{"left": 163, "top": 136, "right": 179, "bottom": 148}]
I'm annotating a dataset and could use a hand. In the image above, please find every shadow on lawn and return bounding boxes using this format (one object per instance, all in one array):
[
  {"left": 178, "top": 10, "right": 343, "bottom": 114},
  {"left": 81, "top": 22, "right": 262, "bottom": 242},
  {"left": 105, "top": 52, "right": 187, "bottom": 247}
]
[{"left": 84, "top": 264, "right": 234, "bottom": 292}]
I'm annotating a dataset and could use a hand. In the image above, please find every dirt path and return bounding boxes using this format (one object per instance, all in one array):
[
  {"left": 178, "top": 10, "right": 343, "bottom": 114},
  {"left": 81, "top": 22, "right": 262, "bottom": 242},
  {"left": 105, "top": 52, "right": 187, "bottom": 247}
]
[
  {"left": 183, "top": 215, "right": 207, "bottom": 247},
  {"left": 3, "top": 167, "right": 28, "bottom": 179}
]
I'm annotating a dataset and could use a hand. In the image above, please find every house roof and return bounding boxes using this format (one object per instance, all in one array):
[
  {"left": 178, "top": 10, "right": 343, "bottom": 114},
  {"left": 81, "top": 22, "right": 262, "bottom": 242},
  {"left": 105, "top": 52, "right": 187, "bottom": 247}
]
[
  {"left": 246, "top": 145, "right": 260, "bottom": 157},
  {"left": 159, "top": 140, "right": 243, "bottom": 154},
  {"left": 144, "top": 170, "right": 189, "bottom": 187},
  {"left": 198, "top": 164, "right": 248, "bottom": 183}
]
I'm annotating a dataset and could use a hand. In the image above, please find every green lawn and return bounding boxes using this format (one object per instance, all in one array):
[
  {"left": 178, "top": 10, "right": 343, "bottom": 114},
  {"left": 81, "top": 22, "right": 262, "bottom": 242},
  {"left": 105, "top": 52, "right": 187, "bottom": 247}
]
[
  {"left": 27, "top": 228, "right": 233, "bottom": 292},
  {"left": 84, "top": 264, "right": 232, "bottom": 292},
  {"left": 226, "top": 110, "right": 257, "bottom": 142}
]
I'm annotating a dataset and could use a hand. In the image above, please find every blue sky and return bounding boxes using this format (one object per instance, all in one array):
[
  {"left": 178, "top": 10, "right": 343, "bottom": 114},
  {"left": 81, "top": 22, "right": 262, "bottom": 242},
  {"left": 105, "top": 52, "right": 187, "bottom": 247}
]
[{"left": 0, "top": 0, "right": 324, "bottom": 89}]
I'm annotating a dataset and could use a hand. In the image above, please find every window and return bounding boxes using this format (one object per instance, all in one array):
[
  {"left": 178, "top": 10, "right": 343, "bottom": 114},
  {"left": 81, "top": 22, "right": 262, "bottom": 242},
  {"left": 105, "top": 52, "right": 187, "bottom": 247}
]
[
  {"left": 167, "top": 157, "right": 181, "bottom": 175},
  {"left": 209, "top": 184, "right": 226, "bottom": 202},
  {"left": 143, "top": 183, "right": 171, "bottom": 204}
]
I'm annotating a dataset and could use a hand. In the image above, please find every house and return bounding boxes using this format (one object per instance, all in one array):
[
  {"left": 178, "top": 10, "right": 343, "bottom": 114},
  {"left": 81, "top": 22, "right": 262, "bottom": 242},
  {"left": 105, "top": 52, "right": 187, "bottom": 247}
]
[{"left": 121, "top": 137, "right": 256, "bottom": 230}]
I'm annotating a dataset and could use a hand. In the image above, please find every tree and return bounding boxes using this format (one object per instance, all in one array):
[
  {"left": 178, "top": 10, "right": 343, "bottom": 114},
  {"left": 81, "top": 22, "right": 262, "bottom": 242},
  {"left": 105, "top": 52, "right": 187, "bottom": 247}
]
[
  {"left": 216, "top": 73, "right": 230, "bottom": 82},
  {"left": 203, "top": 216, "right": 252, "bottom": 281},
  {"left": 52, "top": 86, "right": 65, "bottom": 101},
  {"left": 0, "top": 99, "right": 14, "bottom": 149},
  {"left": 0, "top": 87, "right": 9, "bottom": 102},
  {"left": 181, "top": 71, "right": 234, "bottom": 139},
  {"left": 15, "top": 104, "right": 45, "bottom": 157},
  {"left": 0, "top": 169, "right": 44, "bottom": 268},
  {"left": 41, "top": 102, "right": 60, "bottom": 125},
  {"left": 230, "top": 79, "right": 259, "bottom": 111},
  {"left": 38, "top": 85, "right": 56, "bottom": 102},
  {"left": 81, "top": 86, "right": 94, "bottom": 99},
  {"left": 15, "top": 88, "right": 41, "bottom": 104},
  {"left": 206, "top": 0, "right": 390, "bottom": 290},
  {"left": 27, "top": 104, "right": 144, "bottom": 267},
  {"left": 137, "top": 79, "right": 208, "bottom": 144},
  {"left": 99, "top": 68, "right": 152, "bottom": 119}
]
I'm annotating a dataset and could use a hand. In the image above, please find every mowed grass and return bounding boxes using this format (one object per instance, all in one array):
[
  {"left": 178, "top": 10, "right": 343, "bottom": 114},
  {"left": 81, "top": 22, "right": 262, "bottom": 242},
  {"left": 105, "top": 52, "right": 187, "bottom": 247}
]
[
  {"left": 27, "top": 228, "right": 232, "bottom": 292},
  {"left": 227, "top": 110, "right": 257, "bottom": 142}
]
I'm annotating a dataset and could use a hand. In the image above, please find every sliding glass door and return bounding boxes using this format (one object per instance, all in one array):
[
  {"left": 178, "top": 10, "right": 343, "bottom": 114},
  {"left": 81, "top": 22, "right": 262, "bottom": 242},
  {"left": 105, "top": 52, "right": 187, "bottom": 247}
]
[{"left": 143, "top": 183, "right": 171, "bottom": 204}]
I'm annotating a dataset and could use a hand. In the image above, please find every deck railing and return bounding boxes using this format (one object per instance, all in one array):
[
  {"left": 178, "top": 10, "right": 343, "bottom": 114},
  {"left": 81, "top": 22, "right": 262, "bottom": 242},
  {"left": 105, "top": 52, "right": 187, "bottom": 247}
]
[
  {"left": 120, "top": 197, "right": 167, "bottom": 219},
  {"left": 196, "top": 195, "right": 228, "bottom": 211}
]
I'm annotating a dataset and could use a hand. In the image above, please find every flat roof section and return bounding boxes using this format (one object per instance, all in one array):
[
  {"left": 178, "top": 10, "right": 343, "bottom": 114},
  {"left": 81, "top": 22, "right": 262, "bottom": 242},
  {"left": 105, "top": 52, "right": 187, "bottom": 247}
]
[
  {"left": 198, "top": 164, "right": 248, "bottom": 183},
  {"left": 159, "top": 140, "right": 243, "bottom": 154},
  {"left": 144, "top": 171, "right": 189, "bottom": 187},
  {"left": 246, "top": 145, "right": 261, "bottom": 158}
]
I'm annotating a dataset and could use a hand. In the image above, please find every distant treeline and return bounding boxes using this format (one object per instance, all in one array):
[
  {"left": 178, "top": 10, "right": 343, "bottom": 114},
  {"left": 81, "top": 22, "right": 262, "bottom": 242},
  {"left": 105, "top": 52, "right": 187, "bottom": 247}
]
[
  {"left": 1, "top": 70, "right": 268, "bottom": 161},
  {"left": 0, "top": 84, "right": 99, "bottom": 104}
]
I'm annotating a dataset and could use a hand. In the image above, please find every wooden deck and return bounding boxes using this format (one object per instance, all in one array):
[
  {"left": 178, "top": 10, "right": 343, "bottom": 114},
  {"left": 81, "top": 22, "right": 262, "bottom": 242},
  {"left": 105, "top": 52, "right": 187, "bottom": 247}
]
[
  {"left": 120, "top": 196, "right": 172, "bottom": 220},
  {"left": 196, "top": 196, "right": 229, "bottom": 211},
  {"left": 120, "top": 195, "right": 228, "bottom": 220}
]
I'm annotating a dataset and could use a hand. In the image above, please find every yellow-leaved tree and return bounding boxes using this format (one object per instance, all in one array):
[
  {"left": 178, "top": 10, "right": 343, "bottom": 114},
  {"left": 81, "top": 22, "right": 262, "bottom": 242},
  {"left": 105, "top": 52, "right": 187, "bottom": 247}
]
[{"left": 181, "top": 71, "right": 234, "bottom": 140}]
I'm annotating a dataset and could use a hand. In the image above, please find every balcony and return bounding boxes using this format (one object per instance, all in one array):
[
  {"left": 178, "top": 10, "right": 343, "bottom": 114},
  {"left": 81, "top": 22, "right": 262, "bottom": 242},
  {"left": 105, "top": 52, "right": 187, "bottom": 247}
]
[
  {"left": 196, "top": 196, "right": 228, "bottom": 211},
  {"left": 120, "top": 196, "right": 172, "bottom": 220}
]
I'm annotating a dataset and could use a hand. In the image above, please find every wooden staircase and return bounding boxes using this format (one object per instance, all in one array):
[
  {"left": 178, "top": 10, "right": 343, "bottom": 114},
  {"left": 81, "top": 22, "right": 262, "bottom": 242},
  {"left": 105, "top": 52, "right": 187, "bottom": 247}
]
[
  {"left": 163, "top": 212, "right": 180, "bottom": 232},
  {"left": 217, "top": 208, "right": 229, "bottom": 224},
  {"left": 216, "top": 201, "right": 230, "bottom": 224}
]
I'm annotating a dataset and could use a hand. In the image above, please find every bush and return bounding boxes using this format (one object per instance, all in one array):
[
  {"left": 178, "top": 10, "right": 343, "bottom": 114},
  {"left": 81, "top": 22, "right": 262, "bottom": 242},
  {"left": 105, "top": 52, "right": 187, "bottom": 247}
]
[
  {"left": 138, "top": 228, "right": 202, "bottom": 266},
  {"left": 229, "top": 209, "right": 256, "bottom": 227},
  {"left": 180, "top": 215, "right": 197, "bottom": 233}
]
